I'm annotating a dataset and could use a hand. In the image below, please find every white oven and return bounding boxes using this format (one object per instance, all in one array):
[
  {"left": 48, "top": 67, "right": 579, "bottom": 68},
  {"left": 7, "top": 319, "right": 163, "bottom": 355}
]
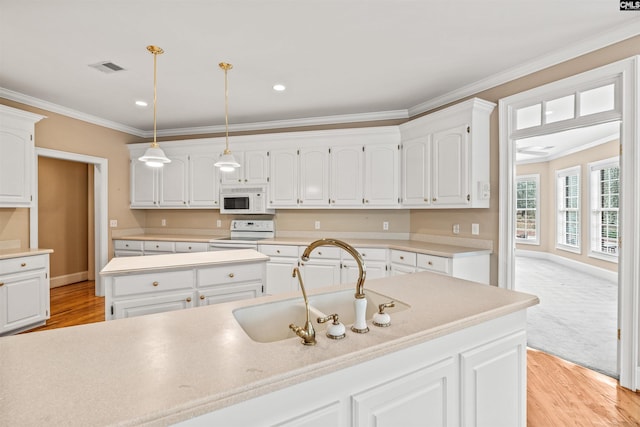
[
  {"left": 219, "top": 185, "right": 274, "bottom": 215},
  {"left": 209, "top": 219, "right": 275, "bottom": 251}
]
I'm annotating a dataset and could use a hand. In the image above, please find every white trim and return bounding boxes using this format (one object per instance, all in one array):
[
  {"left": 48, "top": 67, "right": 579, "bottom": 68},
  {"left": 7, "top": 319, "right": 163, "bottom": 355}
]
[
  {"left": 31, "top": 148, "right": 109, "bottom": 296},
  {"left": 50, "top": 271, "right": 89, "bottom": 288},
  {"left": 515, "top": 249, "right": 617, "bottom": 283}
]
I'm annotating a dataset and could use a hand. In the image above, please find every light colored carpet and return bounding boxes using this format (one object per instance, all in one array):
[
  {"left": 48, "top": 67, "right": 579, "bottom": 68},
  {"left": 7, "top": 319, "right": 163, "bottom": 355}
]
[{"left": 515, "top": 255, "right": 618, "bottom": 378}]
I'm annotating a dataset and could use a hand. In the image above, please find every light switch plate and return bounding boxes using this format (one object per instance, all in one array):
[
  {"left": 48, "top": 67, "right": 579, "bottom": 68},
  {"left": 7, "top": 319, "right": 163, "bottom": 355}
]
[
  {"left": 109, "top": 219, "right": 117, "bottom": 228},
  {"left": 472, "top": 223, "right": 480, "bottom": 235},
  {"left": 383, "top": 221, "right": 389, "bottom": 231},
  {"left": 453, "top": 224, "right": 460, "bottom": 234}
]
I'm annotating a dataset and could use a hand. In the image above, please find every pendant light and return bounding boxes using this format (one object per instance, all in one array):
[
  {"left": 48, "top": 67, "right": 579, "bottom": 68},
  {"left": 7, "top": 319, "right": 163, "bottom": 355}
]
[
  {"left": 214, "top": 62, "right": 241, "bottom": 172},
  {"left": 138, "top": 45, "right": 171, "bottom": 168}
]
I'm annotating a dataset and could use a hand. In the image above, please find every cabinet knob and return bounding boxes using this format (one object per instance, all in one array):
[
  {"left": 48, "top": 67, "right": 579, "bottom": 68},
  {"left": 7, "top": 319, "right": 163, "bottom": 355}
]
[
  {"left": 186, "top": 297, "right": 192, "bottom": 302},
  {"left": 0, "top": 282, "right": 4, "bottom": 287},
  {"left": 428, "top": 261, "right": 433, "bottom": 266},
  {"left": 424, "top": 198, "right": 429, "bottom": 202},
  {"left": 399, "top": 256, "right": 404, "bottom": 260},
  {"left": 365, "top": 199, "right": 369, "bottom": 203},
  {"left": 432, "top": 198, "right": 437, "bottom": 202},
  {"left": 331, "top": 200, "right": 335, "bottom": 203},
  {"left": 228, "top": 273, "right": 235, "bottom": 278},
  {"left": 152, "top": 281, "right": 159, "bottom": 286},
  {"left": 276, "top": 250, "right": 281, "bottom": 254},
  {"left": 156, "top": 245, "right": 159, "bottom": 248},
  {"left": 200, "top": 295, "right": 205, "bottom": 300},
  {"left": 21, "top": 263, "right": 26, "bottom": 267},
  {"left": 362, "top": 253, "right": 366, "bottom": 257},
  {"left": 188, "top": 246, "right": 192, "bottom": 250},
  {"left": 125, "top": 244, "right": 129, "bottom": 247},
  {"left": 317, "top": 251, "right": 322, "bottom": 255}
]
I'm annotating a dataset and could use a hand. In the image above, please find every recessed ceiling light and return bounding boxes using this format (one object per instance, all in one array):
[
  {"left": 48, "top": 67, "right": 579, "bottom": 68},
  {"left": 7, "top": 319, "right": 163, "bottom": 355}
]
[
  {"left": 273, "top": 84, "right": 286, "bottom": 92},
  {"left": 135, "top": 100, "right": 148, "bottom": 107}
]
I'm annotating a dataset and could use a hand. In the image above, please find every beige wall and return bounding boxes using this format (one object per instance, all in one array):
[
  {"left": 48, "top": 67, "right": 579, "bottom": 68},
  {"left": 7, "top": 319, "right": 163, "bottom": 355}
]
[
  {"left": 38, "top": 157, "right": 89, "bottom": 280},
  {"left": 1, "top": 35, "right": 639, "bottom": 286},
  {"left": 516, "top": 140, "right": 619, "bottom": 272}
]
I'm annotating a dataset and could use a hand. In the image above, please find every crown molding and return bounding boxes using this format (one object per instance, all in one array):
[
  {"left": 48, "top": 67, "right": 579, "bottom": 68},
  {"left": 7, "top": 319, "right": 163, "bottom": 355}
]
[{"left": 408, "top": 17, "right": 640, "bottom": 117}]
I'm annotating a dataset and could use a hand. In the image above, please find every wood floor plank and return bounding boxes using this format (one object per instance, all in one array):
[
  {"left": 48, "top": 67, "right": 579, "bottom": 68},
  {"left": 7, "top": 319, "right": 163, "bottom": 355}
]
[{"left": 20, "top": 281, "right": 640, "bottom": 424}]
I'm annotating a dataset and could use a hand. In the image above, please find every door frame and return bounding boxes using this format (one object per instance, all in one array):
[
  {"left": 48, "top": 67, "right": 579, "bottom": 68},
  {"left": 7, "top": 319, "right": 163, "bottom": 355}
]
[
  {"left": 498, "top": 56, "right": 639, "bottom": 390},
  {"left": 30, "top": 148, "right": 108, "bottom": 296}
]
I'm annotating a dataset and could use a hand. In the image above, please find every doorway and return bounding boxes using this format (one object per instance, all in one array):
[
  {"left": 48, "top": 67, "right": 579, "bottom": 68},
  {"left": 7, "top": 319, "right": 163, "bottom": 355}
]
[{"left": 30, "top": 148, "right": 108, "bottom": 296}]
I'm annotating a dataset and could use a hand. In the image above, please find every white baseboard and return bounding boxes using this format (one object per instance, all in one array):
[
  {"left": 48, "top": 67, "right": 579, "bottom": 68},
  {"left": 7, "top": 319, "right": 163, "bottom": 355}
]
[
  {"left": 516, "top": 249, "right": 617, "bottom": 282},
  {"left": 50, "top": 271, "right": 89, "bottom": 288}
]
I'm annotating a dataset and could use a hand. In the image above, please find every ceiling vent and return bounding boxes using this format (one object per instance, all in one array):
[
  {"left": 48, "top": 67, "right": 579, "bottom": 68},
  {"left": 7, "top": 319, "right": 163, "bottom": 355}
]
[{"left": 89, "top": 61, "right": 126, "bottom": 74}]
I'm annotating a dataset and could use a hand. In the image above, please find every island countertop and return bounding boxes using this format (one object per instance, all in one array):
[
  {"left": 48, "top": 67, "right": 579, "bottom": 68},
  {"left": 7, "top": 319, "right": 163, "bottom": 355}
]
[{"left": 0, "top": 271, "right": 537, "bottom": 426}]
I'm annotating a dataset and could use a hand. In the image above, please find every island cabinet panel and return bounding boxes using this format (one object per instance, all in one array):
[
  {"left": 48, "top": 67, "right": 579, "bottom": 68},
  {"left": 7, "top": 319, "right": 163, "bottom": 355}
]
[
  {"left": 0, "top": 253, "right": 50, "bottom": 336},
  {"left": 111, "top": 270, "right": 193, "bottom": 297},
  {"left": 197, "top": 282, "right": 263, "bottom": 306},
  {"left": 113, "top": 291, "right": 195, "bottom": 319}
]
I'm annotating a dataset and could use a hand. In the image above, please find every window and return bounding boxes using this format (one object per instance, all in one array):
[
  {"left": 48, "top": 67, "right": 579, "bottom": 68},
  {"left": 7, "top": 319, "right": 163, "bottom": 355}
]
[
  {"left": 556, "top": 166, "right": 581, "bottom": 253},
  {"left": 589, "top": 158, "right": 619, "bottom": 261},
  {"left": 515, "top": 175, "right": 539, "bottom": 244}
]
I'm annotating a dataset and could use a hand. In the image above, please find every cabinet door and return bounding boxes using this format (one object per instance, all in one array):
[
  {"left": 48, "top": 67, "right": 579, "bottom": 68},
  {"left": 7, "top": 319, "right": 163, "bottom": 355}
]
[
  {"left": 299, "top": 147, "right": 330, "bottom": 207},
  {"left": 197, "top": 282, "right": 263, "bottom": 306},
  {"left": 130, "top": 159, "right": 158, "bottom": 207},
  {"left": 112, "top": 291, "right": 195, "bottom": 319},
  {"left": 244, "top": 150, "right": 269, "bottom": 184},
  {"left": 341, "top": 260, "right": 386, "bottom": 284},
  {"left": 402, "top": 138, "right": 431, "bottom": 207},
  {"left": 432, "top": 125, "right": 469, "bottom": 206},
  {"left": 390, "top": 263, "right": 416, "bottom": 276},
  {"left": 0, "top": 271, "right": 48, "bottom": 334},
  {"left": 300, "top": 260, "right": 340, "bottom": 290},
  {"left": 220, "top": 152, "right": 244, "bottom": 185},
  {"left": 268, "top": 149, "right": 299, "bottom": 207},
  {"left": 190, "top": 154, "right": 220, "bottom": 208},
  {"left": 330, "top": 145, "right": 363, "bottom": 207},
  {"left": 159, "top": 154, "right": 188, "bottom": 207},
  {"left": 352, "top": 357, "right": 457, "bottom": 427},
  {"left": 265, "top": 258, "right": 299, "bottom": 295},
  {"left": 460, "top": 331, "right": 527, "bottom": 427},
  {"left": 364, "top": 144, "right": 400, "bottom": 207},
  {"left": 0, "top": 128, "right": 32, "bottom": 206}
]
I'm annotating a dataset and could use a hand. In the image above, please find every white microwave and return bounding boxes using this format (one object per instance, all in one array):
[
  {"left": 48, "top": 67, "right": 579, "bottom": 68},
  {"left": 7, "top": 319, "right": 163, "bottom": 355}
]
[{"left": 219, "top": 186, "right": 274, "bottom": 214}]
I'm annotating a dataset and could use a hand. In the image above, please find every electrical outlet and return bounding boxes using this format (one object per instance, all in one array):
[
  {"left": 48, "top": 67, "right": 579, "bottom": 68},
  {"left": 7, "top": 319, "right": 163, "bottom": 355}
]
[
  {"left": 453, "top": 224, "right": 460, "bottom": 234},
  {"left": 161, "top": 219, "right": 166, "bottom": 227},
  {"left": 315, "top": 221, "right": 321, "bottom": 230},
  {"left": 109, "top": 219, "right": 117, "bottom": 228},
  {"left": 216, "top": 219, "right": 222, "bottom": 228},
  {"left": 472, "top": 223, "right": 480, "bottom": 235},
  {"left": 383, "top": 221, "right": 389, "bottom": 231}
]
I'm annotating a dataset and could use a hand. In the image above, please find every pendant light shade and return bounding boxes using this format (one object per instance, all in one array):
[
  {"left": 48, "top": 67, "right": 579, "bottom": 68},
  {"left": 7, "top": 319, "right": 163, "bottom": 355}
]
[
  {"left": 214, "top": 62, "right": 240, "bottom": 172},
  {"left": 139, "top": 45, "right": 171, "bottom": 168}
]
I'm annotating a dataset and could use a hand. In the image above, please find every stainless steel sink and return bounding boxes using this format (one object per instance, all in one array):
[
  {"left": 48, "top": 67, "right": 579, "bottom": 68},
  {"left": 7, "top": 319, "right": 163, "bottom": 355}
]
[{"left": 232, "top": 289, "right": 409, "bottom": 343}]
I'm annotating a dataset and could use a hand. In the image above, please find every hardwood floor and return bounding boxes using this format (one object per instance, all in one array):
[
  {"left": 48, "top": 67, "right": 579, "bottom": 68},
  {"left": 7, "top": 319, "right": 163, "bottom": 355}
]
[{"left": 21, "top": 281, "right": 640, "bottom": 424}]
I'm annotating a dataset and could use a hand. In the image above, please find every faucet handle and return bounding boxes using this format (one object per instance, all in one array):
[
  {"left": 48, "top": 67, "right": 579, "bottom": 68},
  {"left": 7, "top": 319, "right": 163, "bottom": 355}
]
[
  {"left": 317, "top": 313, "right": 346, "bottom": 340},
  {"left": 373, "top": 301, "right": 395, "bottom": 328}
]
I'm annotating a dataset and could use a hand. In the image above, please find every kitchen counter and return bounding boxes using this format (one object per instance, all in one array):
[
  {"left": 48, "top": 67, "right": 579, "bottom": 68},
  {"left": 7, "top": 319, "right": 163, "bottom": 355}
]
[
  {"left": 0, "top": 270, "right": 537, "bottom": 426},
  {"left": 0, "top": 247, "right": 53, "bottom": 260}
]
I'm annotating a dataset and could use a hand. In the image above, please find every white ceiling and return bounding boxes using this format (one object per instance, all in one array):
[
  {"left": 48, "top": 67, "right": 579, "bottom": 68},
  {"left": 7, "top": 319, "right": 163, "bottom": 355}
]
[{"left": 1, "top": 1, "right": 639, "bottom": 137}]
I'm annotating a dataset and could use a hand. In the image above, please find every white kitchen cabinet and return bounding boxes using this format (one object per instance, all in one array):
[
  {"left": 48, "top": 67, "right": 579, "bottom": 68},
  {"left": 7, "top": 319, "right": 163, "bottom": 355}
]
[
  {"left": 130, "top": 159, "right": 159, "bottom": 207},
  {"left": 113, "top": 291, "right": 195, "bottom": 318},
  {"left": 0, "top": 105, "right": 45, "bottom": 208},
  {"left": 268, "top": 148, "right": 299, "bottom": 207},
  {"left": 0, "top": 253, "right": 50, "bottom": 335},
  {"left": 220, "top": 150, "right": 269, "bottom": 185},
  {"left": 401, "top": 137, "right": 431, "bottom": 207},
  {"left": 364, "top": 143, "right": 400, "bottom": 207},
  {"left": 113, "top": 240, "right": 144, "bottom": 257},
  {"left": 330, "top": 145, "right": 364, "bottom": 207},
  {"left": 389, "top": 249, "right": 417, "bottom": 276},
  {"left": 175, "top": 242, "right": 209, "bottom": 253},
  {"left": 143, "top": 240, "right": 176, "bottom": 255},
  {"left": 159, "top": 154, "right": 189, "bottom": 207},
  {"left": 258, "top": 244, "right": 299, "bottom": 295},
  {"left": 399, "top": 98, "right": 495, "bottom": 209},
  {"left": 197, "top": 282, "right": 263, "bottom": 306},
  {"left": 189, "top": 153, "right": 220, "bottom": 208},
  {"left": 299, "top": 146, "right": 330, "bottom": 207},
  {"left": 341, "top": 247, "right": 388, "bottom": 283},
  {"left": 299, "top": 246, "right": 341, "bottom": 290}
]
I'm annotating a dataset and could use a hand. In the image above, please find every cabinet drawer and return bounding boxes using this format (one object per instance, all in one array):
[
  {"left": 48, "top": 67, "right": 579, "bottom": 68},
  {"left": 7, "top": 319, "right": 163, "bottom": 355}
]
[
  {"left": 114, "top": 240, "right": 143, "bottom": 251},
  {"left": 298, "top": 246, "right": 341, "bottom": 259},
  {"left": 354, "top": 247, "right": 387, "bottom": 262},
  {"left": 0, "top": 255, "right": 47, "bottom": 275},
  {"left": 198, "top": 263, "right": 264, "bottom": 287},
  {"left": 417, "top": 253, "right": 451, "bottom": 274},
  {"left": 112, "top": 270, "right": 194, "bottom": 297},
  {"left": 144, "top": 240, "right": 175, "bottom": 253},
  {"left": 390, "top": 250, "right": 417, "bottom": 266},
  {"left": 175, "top": 242, "right": 208, "bottom": 253},
  {"left": 259, "top": 244, "right": 299, "bottom": 257}
]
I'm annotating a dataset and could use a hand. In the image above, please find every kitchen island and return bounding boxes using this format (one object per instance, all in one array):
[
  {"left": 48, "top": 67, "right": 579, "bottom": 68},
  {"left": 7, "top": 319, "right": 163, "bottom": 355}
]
[{"left": 0, "top": 269, "right": 538, "bottom": 426}]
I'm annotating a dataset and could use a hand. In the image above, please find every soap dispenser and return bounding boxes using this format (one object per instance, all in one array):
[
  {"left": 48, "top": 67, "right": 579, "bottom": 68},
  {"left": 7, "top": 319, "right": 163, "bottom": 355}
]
[
  {"left": 373, "top": 301, "right": 395, "bottom": 327},
  {"left": 317, "top": 313, "right": 346, "bottom": 340}
]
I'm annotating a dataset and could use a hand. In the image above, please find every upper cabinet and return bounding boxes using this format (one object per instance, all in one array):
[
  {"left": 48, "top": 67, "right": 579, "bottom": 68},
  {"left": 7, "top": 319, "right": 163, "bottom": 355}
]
[
  {"left": 400, "top": 98, "right": 495, "bottom": 209},
  {"left": 220, "top": 150, "right": 269, "bottom": 185},
  {"left": 0, "top": 105, "right": 45, "bottom": 208}
]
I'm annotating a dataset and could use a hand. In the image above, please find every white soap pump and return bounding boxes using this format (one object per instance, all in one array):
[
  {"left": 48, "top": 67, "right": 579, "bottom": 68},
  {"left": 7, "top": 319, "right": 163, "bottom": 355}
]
[
  {"left": 317, "top": 313, "right": 346, "bottom": 340},
  {"left": 373, "top": 301, "right": 395, "bottom": 327}
]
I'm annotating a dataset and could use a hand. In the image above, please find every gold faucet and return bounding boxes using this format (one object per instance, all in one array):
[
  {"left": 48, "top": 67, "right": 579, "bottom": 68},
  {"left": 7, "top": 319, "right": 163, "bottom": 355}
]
[
  {"left": 289, "top": 267, "right": 316, "bottom": 346},
  {"left": 301, "top": 239, "right": 367, "bottom": 299}
]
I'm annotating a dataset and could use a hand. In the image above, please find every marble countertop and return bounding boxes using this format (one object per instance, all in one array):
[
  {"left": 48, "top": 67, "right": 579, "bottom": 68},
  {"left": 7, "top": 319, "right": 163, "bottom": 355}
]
[
  {"left": 100, "top": 249, "right": 269, "bottom": 275},
  {"left": 0, "top": 248, "right": 53, "bottom": 260},
  {"left": 0, "top": 271, "right": 537, "bottom": 426}
]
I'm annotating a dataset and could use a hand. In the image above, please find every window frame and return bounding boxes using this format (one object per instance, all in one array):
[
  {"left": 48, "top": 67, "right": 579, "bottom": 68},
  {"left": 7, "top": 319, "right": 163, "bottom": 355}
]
[
  {"left": 515, "top": 174, "right": 540, "bottom": 245},
  {"left": 556, "top": 165, "right": 581, "bottom": 253},
  {"left": 588, "top": 157, "right": 620, "bottom": 263}
]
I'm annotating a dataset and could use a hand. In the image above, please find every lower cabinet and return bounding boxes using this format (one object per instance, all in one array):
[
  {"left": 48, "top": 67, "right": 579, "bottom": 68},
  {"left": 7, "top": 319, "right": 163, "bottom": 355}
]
[
  {"left": 104, "top": 261, "right": 266, "bottom": 320},
  {"left": 0, "top": 253, "right": 50, "bottom": 336},
  {"left": 258, "top": 244, "right": 299, "bottom": 295},
  {"left": 176, "top": 310, "right": 527, "bottom": 427}
]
